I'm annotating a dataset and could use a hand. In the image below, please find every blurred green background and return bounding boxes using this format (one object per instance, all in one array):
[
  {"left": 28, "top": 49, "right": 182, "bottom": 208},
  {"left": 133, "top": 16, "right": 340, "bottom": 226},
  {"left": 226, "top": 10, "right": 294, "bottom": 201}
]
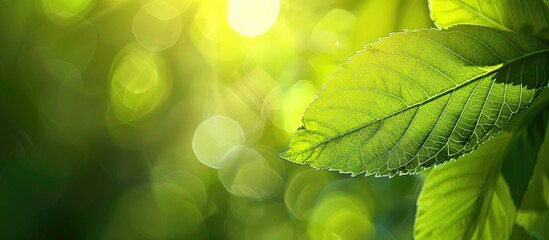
[{"left": 0, "top": 0, "right": 435, "bottom": 239}]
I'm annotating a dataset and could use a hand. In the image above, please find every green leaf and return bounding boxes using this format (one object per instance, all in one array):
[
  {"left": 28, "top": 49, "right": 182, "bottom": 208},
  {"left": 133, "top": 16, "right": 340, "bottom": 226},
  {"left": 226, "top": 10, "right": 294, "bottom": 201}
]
[
  {"left": 429, "top": 0, "right": 549, "bottom": 40},
  {"left": 280, "top": 25, "right": 549, "bottom": 177},
  {"left": 516, "top": 210, "right": 549, "bottom": 239},
  {"left": 531, "top": 211, "right": 549, "bottom": 239},
  {"left": 415, "top": 132, "right": 516, "bottom": 240},
  {"left": 516, "top": 112, "right": 549, "bottom": 237},
  {"left": 501, "top": 92, "right": 549, "bottom": 207},
  {"left": 510, "top": 224, "right": 534, "bottom": 240},
  {"left": 415, "top": 90, "right": 549, "bottom": 239}
]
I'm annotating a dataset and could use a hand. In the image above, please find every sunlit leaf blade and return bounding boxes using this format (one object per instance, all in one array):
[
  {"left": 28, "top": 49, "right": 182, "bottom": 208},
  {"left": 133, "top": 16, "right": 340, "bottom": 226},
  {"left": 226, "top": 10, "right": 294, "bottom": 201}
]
[
  {"left": 280, "top": 25, "right": 549, "bottom": 177},
  {"left": 429, "top": 0, "right": 549, "bottom": 39},
  {"left": 415, "top": 90, "right": 549, "bottom": 240}
]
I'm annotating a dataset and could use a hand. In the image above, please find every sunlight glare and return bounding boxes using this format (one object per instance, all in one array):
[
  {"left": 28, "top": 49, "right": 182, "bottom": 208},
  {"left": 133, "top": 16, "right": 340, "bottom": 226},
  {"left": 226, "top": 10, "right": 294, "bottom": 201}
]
[{"left": 228, "top": 0, "right": 280, "bottom": 37}]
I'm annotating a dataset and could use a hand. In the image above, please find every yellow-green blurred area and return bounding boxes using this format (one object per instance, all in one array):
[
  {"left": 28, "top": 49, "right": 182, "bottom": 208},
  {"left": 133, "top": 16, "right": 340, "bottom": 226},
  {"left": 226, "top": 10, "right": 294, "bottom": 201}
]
[{"left": 0, "top": 0, "right": 432, "bottom": 239}]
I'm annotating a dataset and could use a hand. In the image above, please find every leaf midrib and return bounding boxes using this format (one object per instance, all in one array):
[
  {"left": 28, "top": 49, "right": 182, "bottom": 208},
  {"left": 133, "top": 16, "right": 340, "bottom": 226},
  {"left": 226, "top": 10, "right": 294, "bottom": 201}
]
[{"left": 285, "top": 49, "right": 549, "bottom": 158}]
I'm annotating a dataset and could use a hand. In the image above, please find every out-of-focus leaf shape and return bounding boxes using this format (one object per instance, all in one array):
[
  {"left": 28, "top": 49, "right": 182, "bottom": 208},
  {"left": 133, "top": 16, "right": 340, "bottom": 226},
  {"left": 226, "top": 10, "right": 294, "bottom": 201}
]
[
  {"left": 516, "top": 210, "right": 549, "bottom": 238},
  {"left": 516, "top": 107, "right": 549, "bottom": 237},
  {"left": 280, "top": 25, "right": 549, "bottom": 177},
  {"left": 501, "top": 91, "right": 549, "bottom": 207},
  {"left": 429, "top": 0, "right": 549, "bottom": 40},
  {"left": 415, "top": 89, "right": 549, "bottom": 239},
  {"left": 415, "top": 133, "right": 516, "bottom": 239}
]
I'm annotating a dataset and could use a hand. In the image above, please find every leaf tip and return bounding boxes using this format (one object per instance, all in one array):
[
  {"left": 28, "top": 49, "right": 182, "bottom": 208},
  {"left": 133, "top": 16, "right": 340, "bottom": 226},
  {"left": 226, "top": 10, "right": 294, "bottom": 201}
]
[
  {"left": 278, "top": 150, "right": 291, "bottom": 161},
  {"left": 279, "top": 147, "right": 308, "bottom": 165}
]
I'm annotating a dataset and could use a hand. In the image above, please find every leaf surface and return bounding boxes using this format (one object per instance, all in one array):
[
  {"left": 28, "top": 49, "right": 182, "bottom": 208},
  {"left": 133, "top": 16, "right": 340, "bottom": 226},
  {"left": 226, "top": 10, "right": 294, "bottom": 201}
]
[
  {"left": 429, "top": 0, "right": 549, "bottom": 39},
  {"left": 415, "top": 89, "right": 549, "bottom": 239},
  {"left": 280, "top": 25, "right": 549, "bottom": 176},
  {"left": 415, "top": 144, "right": 516, "bottom": 239}
]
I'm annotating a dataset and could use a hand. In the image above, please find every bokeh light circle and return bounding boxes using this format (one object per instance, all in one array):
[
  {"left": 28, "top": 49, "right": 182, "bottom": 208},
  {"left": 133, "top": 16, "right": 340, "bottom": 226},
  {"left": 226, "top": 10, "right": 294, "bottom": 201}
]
[
  {"left": 284, "top": 169, "right": 335, "bottom": 220},
  {"left": 133, "top": 0, "right": 183, "bottom": 52},
  {"left": 263, "top": 80, "right": 317, "bottom": 133},
  {"left": 109, "top": 45, "right": 168, "bottom": 123},
  {"left": 228, "top": 0, "right": 280, "bottom": 37},
  {"left": 192, "top": 115, "right": 245, "bottom": 169},
  {"left": 153, "top": 170, "right": 209, "bottom": 213},
  {"left": 42, "top": 0, "right": 94, "bottom": 23},
  {"left": 218, "top": 147, "right": 283, "bottom": 199},
  {"left": 308, "top": 193, "right": 375, "bottom": 240}
]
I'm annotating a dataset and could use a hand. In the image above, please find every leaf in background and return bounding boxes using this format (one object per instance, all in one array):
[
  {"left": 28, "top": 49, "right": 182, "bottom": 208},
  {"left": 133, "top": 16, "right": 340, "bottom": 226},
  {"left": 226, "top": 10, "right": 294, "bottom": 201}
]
[
  {"left": 501, "top": 91, "right": 549, "bottom": 207},
  {"left": 415, "top": 89, "right": 549, "bottom": 239},
  {"left": 510, "top": 223, "right": 534, "bottom": 240},
  {"left": 281, "top": 25, "right": 549, "bottom": 177},
  {"left": 429, "top": 0, "right": 549, "bottom": 40},
  {"left": 516, "top": 210, "right": 549, "bottom": 239},
  {"left": 415, "top": 144, "right": 516, "bottom": 240},
  {"left": 516, "top": 108, "right": 549, "bottom": 237}
]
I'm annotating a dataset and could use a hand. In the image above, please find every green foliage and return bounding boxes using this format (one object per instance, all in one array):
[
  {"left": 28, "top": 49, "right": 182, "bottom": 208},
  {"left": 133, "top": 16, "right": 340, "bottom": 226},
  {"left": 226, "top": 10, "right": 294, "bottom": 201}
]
[
  {"left": 429, "top": 0, "right": 549, "bottom": 40},
  {"left": 281, "top": 0, "right": 549, "bottom": 239},
  {"left": 417, "top": 160, "right": 516, "bottom": 239},
  {"left": 3, "top": 0, "right": 549, "bottom": 238},
  {"left": 516, "top": 123, "right": 549, "bottom": 239},
  {"left": 500, "top": 95, "right": 549, "bottom": 207},
  {"left": 416, "top": 90, "right": 549, "bottom": 239},
  {"left": 281, "top": 25, "right": 549, "bottom": 177}
]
